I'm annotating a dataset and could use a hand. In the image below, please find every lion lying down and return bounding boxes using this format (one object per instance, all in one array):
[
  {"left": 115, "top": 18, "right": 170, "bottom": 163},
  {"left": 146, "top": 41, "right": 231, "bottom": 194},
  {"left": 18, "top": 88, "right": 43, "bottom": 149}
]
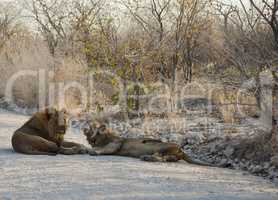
[
  {"left": 12, "top": 108, "right": 88, "bottom": 155},
  {"left": 83, "top": 122, "right": 215, "bottom": 166}
]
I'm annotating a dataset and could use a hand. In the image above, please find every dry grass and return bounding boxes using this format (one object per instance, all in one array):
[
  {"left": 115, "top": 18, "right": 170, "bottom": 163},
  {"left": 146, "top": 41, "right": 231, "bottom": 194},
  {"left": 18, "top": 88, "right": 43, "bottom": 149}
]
[
  {"left": 0, "top": 35, "right": 51, "bottom": 107},
  {"left": 0, "top": 35, "right": 90, "bottom": 109},
  {"left": 210, "top": 87, "right": 259, "bottom": 123}
]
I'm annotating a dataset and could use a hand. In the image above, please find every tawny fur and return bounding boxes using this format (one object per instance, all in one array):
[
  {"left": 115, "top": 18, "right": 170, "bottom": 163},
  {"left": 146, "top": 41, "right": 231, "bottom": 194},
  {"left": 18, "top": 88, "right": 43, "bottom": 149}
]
[
  {"left": 12, "top": 108, "right": 87, "bottom": 155},
  {"left": 84, "top": 122, "right": 214, "bottom": 166}
]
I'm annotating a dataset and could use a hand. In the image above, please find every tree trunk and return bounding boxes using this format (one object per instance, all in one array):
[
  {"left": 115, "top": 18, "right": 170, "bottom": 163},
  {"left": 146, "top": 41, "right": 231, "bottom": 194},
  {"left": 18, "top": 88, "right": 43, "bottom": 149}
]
[
  {"left": 270, "top": 25, "right": 278, "bottom": 50},
  {"left": 254, "top": 74, "right": 262, "bottom": 110}
]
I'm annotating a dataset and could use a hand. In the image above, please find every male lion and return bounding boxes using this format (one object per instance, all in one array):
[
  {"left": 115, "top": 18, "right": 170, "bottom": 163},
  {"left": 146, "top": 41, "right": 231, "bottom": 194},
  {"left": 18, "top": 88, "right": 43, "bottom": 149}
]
[
  {"left": 12, "top": 108, "right": 88, "bottom": 155},
  {"left": 83, "top": 122, "right": 214, "bottom": 166}
]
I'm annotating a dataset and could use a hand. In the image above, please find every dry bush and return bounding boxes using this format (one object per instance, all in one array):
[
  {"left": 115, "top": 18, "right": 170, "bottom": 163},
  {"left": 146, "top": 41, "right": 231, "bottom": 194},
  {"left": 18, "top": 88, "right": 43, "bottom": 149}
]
[
  {"left": 210, "top": 87, "right": 259, "bottom": 123},
  {"left": 272, "top": 125, "right": 278, "bottom": 153},
  {"left": 54, "top": 56, "right": 88, "bottom": 110},
  {"left": 0, "top": 33, "right": 52, "bottom": 107}
]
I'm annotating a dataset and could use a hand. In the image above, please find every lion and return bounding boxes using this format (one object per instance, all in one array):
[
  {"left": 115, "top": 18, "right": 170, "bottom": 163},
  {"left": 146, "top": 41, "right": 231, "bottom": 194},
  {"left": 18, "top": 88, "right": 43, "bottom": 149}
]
[
  {"left": 83, "top": 122, "right": 214, "bottom": 166},
  {"left": 12, "top": 108, "right": 88, "bottom": 155}
]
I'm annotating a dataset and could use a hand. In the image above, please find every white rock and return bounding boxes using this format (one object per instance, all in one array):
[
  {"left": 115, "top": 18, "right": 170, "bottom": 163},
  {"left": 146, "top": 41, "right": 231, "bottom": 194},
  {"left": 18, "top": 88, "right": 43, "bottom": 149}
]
[
  {"left": 223, "top": 146, "right": 234, "bottom": 158},
  {"left": 271, "top": 156, "right": 278, "bottom": 167}
]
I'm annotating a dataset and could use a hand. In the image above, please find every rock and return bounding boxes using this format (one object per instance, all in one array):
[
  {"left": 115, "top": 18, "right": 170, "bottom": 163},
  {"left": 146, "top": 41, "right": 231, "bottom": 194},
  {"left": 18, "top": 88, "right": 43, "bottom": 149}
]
[
  {"left": 263, "top": 162, "right": 271, "bottom": 170},
  {"left": 273, "top": 178, "right": 278, "bottom": 185},
  {"left": 242, "top": 172, "right": 249, "bottom": 176},
  {"left": 248, "top": 165, "right": 254, "bottom": 172},
  {"left": 271, "top": 125, "right": 278, "bottom": 153},
  {"left": 271, "top": 156, "right": 278, "bottom": 167},
  {"left": 268, "top": 167, "right": 278, "bottom": 179},
  {"left": 269, "top": 166, "right": 276, "bottom": 174},
  {"left": 223, "top": 146, "right": 234, "bottom": 158},
  {"left": 208, "top": 143, "right": 217, "bottom": 153},
  {"left": 0, "top": 98, "right": 9, "bottom": 109},
  {"left": 244, "top": 151, "right": 255, "bottom": 160},
  {"left": 251, "top": 165, "right": 264, "bottom": 174},
  {"left": 239, "top": 162, "right": 247, "bottom": 170},
  {"left": 218, "top": 158, "right": 227, "bottom": 166}
]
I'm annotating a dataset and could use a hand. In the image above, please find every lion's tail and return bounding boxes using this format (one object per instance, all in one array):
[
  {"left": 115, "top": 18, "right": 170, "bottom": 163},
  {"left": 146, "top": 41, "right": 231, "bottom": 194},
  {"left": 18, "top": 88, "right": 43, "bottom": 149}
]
[{"left": 179, "top": 151, "right": 216, "bottom": 167}]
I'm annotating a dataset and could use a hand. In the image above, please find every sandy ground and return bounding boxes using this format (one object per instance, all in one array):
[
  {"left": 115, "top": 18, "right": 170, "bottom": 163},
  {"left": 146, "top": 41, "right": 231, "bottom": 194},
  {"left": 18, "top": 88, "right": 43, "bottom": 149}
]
[{"left": 0, "top": 109, "right": 278, "bottom": 200}]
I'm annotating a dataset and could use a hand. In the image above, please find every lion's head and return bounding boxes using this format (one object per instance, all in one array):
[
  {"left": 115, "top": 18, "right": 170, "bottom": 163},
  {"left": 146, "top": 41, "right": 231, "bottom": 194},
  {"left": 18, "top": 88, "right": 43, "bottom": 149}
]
[
  {"left": 83, "top": 122, "right": 113, "bottom": 147},
  {"left": 45, "top": 108, "right": 69, "bottom": 146}
]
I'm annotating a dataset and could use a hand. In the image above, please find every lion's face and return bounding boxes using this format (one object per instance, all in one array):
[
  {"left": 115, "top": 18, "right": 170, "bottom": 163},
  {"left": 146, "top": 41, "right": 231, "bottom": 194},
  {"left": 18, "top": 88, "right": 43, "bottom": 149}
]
[
  {"left": 47, "top": 108, "right": 68, "bottom": 146},
  {"left": 83, "top": 123, "right": 108, "bottom": 147}
]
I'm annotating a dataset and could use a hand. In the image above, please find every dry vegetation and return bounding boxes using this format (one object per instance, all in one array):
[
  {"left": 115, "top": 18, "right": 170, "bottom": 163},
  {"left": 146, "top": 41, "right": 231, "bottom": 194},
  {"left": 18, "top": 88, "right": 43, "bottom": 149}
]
[
  {"left": 0, "top": 0, "right": 278, "bottom": 179},
  {"left": 0, "top": 1, "right": 276, "bottom": 121}
]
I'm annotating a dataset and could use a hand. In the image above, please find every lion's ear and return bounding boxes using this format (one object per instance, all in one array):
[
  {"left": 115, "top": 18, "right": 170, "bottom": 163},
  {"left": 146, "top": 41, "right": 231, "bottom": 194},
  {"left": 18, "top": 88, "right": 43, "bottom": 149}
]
[
  {"left": 94, "top": 121, "right": 101, "bottom": 128},
  {"left": 60, "top": 108, "right": 68, "bottom": 116},
  {"left": 83, "top": 128, "right": 90, "bottom": 136},
  {"left": 45, "top": 107, "right": 58, "bottom": 120},
  {"left": 99, "top": 124, "right": 106, "bottom": 133},
  {"left": 45, "top": 107, "right": 53, "bottom": 120}
]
